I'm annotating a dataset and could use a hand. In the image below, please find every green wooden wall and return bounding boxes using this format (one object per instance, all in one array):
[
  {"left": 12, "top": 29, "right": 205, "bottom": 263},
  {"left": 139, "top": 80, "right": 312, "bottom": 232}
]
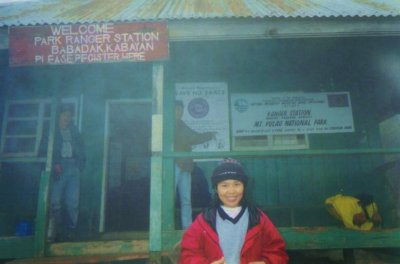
[{"left": 1, "top": 36, "right": 400, "bottom": 240}]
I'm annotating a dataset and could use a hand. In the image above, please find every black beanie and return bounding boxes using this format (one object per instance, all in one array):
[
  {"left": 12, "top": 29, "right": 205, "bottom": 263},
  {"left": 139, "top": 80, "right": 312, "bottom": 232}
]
[{"left": 211, "top": 158, "right": 248, "bottom": 187}]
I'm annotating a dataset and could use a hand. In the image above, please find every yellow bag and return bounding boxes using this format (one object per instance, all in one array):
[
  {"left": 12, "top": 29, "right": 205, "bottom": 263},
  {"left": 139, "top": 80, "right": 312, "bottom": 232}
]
[{"left": 325, "top": 194, "right": 378, "bottom": 231}]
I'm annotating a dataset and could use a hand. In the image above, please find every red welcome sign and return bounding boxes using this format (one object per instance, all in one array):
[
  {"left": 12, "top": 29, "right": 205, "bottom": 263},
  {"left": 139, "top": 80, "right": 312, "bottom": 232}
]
[{"left": 9, "top": 22, "right": 169, "bottom": 66}]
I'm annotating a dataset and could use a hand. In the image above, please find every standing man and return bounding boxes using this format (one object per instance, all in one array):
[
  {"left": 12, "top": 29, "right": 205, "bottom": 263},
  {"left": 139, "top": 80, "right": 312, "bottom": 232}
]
[
  {"left": 175, "top": 100, "right": 216, "bottom": 229},
  {"left": 47, "top": 105, "right": 86, "bottom": 241}
]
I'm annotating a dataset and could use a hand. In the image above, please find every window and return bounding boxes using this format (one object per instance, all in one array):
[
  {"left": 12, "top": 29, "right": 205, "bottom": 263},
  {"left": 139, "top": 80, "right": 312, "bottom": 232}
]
[
  {"left": 1, "top": 98, "right": 79, "bottom": 157},
  {"left": 232, "top": 134, "right": 309, "bottom": 151}
]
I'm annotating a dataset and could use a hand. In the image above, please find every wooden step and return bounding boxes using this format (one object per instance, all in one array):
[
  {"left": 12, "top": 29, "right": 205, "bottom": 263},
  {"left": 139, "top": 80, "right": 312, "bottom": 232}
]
[{"left": 6, "top": 253, "right": 151, "bottom": 264}]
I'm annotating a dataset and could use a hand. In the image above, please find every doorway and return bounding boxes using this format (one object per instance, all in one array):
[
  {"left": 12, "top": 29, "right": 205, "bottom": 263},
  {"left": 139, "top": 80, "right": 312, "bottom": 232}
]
[{"left": 101, "top": 99, "right": 152, "bottom": 232}]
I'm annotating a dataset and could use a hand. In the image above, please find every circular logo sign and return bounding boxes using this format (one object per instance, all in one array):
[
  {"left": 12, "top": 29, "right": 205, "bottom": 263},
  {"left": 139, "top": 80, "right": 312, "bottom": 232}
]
[
  {"left": 188, "top": 98, "right": 209, "bottom": 119},
  {"left": 234, "top": 98, "right": 249, "bottom": 113}
]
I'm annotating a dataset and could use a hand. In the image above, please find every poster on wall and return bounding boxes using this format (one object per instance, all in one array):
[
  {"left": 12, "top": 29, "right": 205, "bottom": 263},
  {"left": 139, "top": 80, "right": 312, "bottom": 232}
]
[
  {"left": 175, "top": 82, "right": 230, "bottom": 152},
  {"left": 231, "top": 92, "right": 354, "bottom": 136}
]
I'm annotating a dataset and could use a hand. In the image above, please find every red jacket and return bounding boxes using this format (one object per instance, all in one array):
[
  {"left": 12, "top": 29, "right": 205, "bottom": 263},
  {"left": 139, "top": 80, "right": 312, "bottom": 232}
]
[{"left": 180, "top": 206, "right": 288, "bottom": 264}]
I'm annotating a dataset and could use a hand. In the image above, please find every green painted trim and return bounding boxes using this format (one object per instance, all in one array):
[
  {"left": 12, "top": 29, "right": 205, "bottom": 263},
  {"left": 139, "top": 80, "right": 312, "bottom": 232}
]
[
  {"left": 162, "top": 230, "right": 183, "bottom": 251},
  {"left": 149, "top": 62, "right": 164, "bottom": 253},
  {"left": 33, "top": 170, "right": 51, "bottom": 257},
  {"left": 162, "top": 67, "right": 177, "bottom": 232},
  {"left": 0, "top": 236, "right": 34, "bottom": 259},
  {"left": 164, "top": 148, "right": 400, "bottom": 159},
  {"left": 152, "top": 62, "right": 164, "bottom": 115},
  {"left": 160, "top": 227, "right": 400, "bottom": 251},
  {"left": 149, "top": 156, "right": 163, "bottom": 252},
  {"left": 162, "top": 158, "right": 175, "bottom": 231},
  {"left": 34, "top": 99, "right": 57, "bottom": 257},
  {"left": 3, "top": 227, "right": 398, "bottom": 259},
  {"left": 46, "top": 240, "right": 149, "bottom": 256},
  {"left": 149, "top": 252, "right": 162, "bottom": 264},
  {"left": 280, "top": 227, "right": 400, "bottom": 250},
  {"left": 0, "top": 157, "right": 47, "bottom": 163}
]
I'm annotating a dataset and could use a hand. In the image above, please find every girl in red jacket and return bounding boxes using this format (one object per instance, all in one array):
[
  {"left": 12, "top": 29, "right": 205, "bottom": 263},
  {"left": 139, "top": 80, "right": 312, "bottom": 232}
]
[{"left": 179, "top": 158, "right": 288, "bottom": 264}]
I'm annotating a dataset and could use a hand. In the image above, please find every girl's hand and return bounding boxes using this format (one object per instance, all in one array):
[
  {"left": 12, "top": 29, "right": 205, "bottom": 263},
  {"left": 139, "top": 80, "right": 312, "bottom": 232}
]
[{"left": 211, "top": 257, "right": 226, "bottom": 264}]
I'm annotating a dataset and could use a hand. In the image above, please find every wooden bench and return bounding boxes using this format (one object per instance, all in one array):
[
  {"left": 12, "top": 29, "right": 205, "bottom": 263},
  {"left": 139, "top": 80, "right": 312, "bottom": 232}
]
[
  {"left": 4, "top": 226, "right": 400, "bottom": 264},
  {"left": 280, "top": 226, "right": 400, "bottom": 250},
  {"left": 178, "top": 206, "right": 400, "bottom": 263},
  {"left": 282, "top": 226, "right": 400, "bottom": 263}
]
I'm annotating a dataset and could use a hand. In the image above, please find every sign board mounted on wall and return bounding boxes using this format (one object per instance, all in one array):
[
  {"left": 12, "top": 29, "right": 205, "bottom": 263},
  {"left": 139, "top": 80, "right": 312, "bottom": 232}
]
[
  {"left": 175, "top": 82, "right": 230, "bottom": 152},
  {"left": 9, "top": 22, "right": 169, "bottom": 66},
  {"left": 231, "top": 92, "right": 354, "bottom": 136}
]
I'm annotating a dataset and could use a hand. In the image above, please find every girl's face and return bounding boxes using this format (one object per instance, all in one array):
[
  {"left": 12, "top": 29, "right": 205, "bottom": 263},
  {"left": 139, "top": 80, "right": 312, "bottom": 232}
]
[{"left": 216, "top": 179, "right": 244, "bottom": 208}]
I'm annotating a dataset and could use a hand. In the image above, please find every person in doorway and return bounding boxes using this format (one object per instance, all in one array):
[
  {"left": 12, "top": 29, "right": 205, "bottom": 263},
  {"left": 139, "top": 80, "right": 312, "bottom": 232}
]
[
  {"left": 179, "top": 158, "right": 289, "bottom": 264},
  {"left": 325, "top": 193, "right": 382, "bottom": 231},
  {"left": 45, "top": 105, "right": 86, "bottom": 242},
  {"left": 175, "top": 164, "right": 212, "bottom": 219},
  {"left": 174, "top": 100, "right": 216, "bottom": 229},
  {"left": 190, "top": 164, "right": 212, "bottom": 209}
]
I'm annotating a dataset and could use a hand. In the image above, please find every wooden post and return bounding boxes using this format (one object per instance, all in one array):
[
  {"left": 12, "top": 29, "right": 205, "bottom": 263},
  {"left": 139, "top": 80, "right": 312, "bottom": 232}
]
[
  {"left": 149, "top": 62, "right": 164, "bottom": 264},
  {"left": 33, "top": 170, "right": 51, "bottom": 256},
  {"left": 162, "top": 80, "right": 176, "bottom": 232},
  {"left": 33, "top": 98, "right": 57, "bottom": 256}
]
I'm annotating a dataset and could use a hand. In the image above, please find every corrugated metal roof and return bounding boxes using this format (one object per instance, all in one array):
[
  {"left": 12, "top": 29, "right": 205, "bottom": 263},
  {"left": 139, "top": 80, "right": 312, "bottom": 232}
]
[{"left": 0, "top": 0, "right": 399, "bottom": 27}]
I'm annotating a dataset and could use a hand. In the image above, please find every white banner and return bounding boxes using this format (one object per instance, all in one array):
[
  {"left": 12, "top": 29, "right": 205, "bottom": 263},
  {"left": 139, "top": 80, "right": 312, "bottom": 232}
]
[
  {"left": 231, "top": 92, "right": 354, "bottom": 136},
  {"left": 176, "top": 82, "right": 230, "bottom": 151}
]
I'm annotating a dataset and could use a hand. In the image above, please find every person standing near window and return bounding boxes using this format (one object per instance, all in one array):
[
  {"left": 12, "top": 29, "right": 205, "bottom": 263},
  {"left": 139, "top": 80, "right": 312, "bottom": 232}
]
[
  {"left": 174, "top": 100, "right": 216, "bottom": 229},
  {"left": 47, "top": 105, "right": 86, "bottom": 242}
]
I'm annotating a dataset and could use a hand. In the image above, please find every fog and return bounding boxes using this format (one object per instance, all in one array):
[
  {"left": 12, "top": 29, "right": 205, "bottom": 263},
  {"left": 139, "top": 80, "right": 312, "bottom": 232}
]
[{"left": 1, "top": 36, "right": 400, "bottom": 240}]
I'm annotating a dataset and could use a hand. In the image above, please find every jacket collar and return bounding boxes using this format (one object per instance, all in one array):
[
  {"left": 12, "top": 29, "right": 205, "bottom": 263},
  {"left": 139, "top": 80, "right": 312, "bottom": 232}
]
[
  {"left": 217, "top": 206, "right": 247, "bottom": 224},
  {"left": 202, "top": 203, "right": 261, "bottom": 231},
  {"left": 200, "top": 206, "right": 264, "bottom": 255}
]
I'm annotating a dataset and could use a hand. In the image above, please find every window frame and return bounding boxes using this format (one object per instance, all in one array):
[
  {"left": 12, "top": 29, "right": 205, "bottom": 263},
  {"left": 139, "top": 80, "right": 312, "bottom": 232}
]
[{"left": 0, "top": 98, "right": 80, "bottom": 157}]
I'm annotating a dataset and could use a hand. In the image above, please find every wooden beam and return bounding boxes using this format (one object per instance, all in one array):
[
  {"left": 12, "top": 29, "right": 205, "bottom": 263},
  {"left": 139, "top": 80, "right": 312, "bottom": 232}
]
[
  {"left": 0, "top": 237, "right": 34, "bottom": 259},
  {"left": 161, "top": 71, "right": 177, "bottom": 232},
  {"left": 163, "top": 148, "right": 400, "bottom": 159},
  {"left": 281, "top": 227, "right": 400, "bottom": 250},
  {"left": 2, "top": 227, "right": 398, "bottom": 260},
  {"left": 160, "top": 227, "right": 400, "bottom": 251},
  {"left": 149, "top": 62, "right": 164, "bottom": 256},
  {"left": 46, "top": 240, "right": 148, "bottom": 256},
  {"left": 33, "top": 170, "right": 51, "bottom": 257},
  {"left": 168, "top": 17, "right": 400, "bottom": 42},
  {"left": 149, "top": 156, "right": 163, "bottom": 253},
  {"left": 6, "top": 253, "right": 156, "bottom": 264},
  {"left": 33, "top": 99, "right": 58, "bottom": 257}
]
